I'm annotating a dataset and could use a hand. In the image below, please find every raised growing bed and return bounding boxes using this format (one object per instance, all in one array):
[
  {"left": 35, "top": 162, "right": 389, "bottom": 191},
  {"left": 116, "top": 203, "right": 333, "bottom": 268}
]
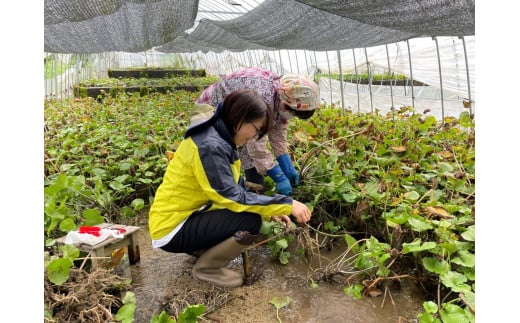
[
  {"left": 73, "top": 69, "right": 218, "bottom": 99},
  {"left": 348, "top": 79, "right": 427, "bottom": 86},
  {"left": 73, "top": 84, "right": 209, "bottom": 99},
  {"left": 108, "top": 68, "right": 207, "bottom": 79}
]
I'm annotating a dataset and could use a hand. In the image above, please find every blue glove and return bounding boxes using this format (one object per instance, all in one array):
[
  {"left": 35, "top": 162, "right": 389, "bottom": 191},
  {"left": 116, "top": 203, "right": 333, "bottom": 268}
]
[
  {"left": 276, "top": 154, "right": 300, "bottom": 186},
  {"left": 267, "top": 165, "right": 293, "bottom": 195}
]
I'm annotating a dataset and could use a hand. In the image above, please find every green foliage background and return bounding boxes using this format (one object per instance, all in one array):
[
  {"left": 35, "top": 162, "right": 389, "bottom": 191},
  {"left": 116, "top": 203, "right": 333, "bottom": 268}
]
[{"left": 44, "top": 89, "right": 475, "bottom": 322}]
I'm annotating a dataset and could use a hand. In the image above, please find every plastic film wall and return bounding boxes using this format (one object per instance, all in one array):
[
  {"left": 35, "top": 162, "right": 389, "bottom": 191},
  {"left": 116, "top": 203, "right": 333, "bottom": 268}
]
[{"left": 44, "top": 36, "right": 474, "bottom": 121}]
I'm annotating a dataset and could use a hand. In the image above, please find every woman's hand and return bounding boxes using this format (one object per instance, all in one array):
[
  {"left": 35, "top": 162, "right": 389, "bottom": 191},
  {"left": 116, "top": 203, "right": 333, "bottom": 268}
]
[
  {"left": 291, "top": 200, "right": 312, "bottom": 223},
  {"left": 271, "top": 214, "right": 292, "bottom": 227}
]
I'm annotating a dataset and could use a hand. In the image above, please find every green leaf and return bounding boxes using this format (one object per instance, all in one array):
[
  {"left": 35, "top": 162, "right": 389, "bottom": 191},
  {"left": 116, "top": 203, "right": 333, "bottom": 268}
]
[
  {"left": 384, "top": 210, "right": 410, "bottom": 225},
  {"left": 403, "top": 191, "right": 420, "bottom": 201},
  {"left": 47, "top": 258, "right": 73, "bottom": 285},
  {"left": 438, "top": 162, "right": 454, "bottom": 173},
  {"left": 120, "top": 206, "right": 134, "bottom": 217},
  {"left": 279, "top": 251, "right": 290, "bottom": 265},
  {"left": 260, "top": 221, "right": 275, "bottom": 235},
  {"left": 461, "top": 225, "right": 475, "bottom": 241},
  {"left": 417, "top": 116, "right": 437, "bottom": 131},
  {"left": 275, "top": 239, "right": 289, "bottom": 249},
  {"left": 269, "top": 296, "right": 293, "bottom": 310},
  {"left": 114, "top": 303, "right": 136, "bottom": 323},
  {"left": 109, "top": 181, "right": 126, "bottom": 191},
  {"left": 440, "top": 271, "right": 471, "bottom": 292},
  {"left": 460, "top": 290, "right": 475, "bottom": 311},
  {"left": 138, "top": 178, "right": 153, "bottom": 184},
  {"left": 45, "top": 173, "right": 69, "bottom": 195},
  {"left": 343, "top": 233, "right": 359, "bottom": 253},
  {"left": 423, "top": 300, "right": 438, "bottom": 314},
  {"left": 422, "top": 257, "right": 450, "bottom": 275},
  {"left": 324, "top": 221, "right": 340, "bottom": 233},
  {"left": 151, "top": 311, "right": 175, "bottom": 323},
  {"left": 451, "top": 250, "right": 475, "bottom": 267},
  {"left": 408, "top": 216, "right": 433, "bottom": 232},
  {"left": 114, "top": 174, "right": 130, "bottom": 182},
  {"left": 342, "top": 192, "right": 358, "bottom": 203},
  {"left": 343, "top": 283, "right": 364, "bottom": 299},
  {"left": 59, "top": 218, "right": 76, "bottom": 232},
  {"left": 177, "top": 304, "right": 205, "bottom": 323},
  {"left": 460, "top": 266, "right": 475, "bottom": 280},
  {"left": 131, "top": 198, "right": 145, "bottom": 211},
  {"left": 402, "top": 240, "right": 437, "bottom": 254},
  {"left": 119, "top": 162, "right": 132, "bottom": 171},
  {"left": 82, "top": 208, "right": 104, "bottom": 225},
  {"left": 439, "top": 303, "right": 471, "bottom": 323},
  {"left": 418, "top": 312, "right": 441, "bottom": 323},
  {"left": 376, "top": 265, "right": 390, "bottom": 277},
  {"left": 122, "top": 291, "right": 136, "bottom": 304},
  {"left": 61, "top": 244, "right": 80, "bottom": 261}
]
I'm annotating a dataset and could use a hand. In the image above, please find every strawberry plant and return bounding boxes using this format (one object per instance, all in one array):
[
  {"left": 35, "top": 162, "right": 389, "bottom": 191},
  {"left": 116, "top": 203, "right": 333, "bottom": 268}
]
[
  {"left": 44, "top": 87, "right": 475, "bottom": 322},
  {"left": 289, "top": 107, "right": 474, "bottom": 322}
]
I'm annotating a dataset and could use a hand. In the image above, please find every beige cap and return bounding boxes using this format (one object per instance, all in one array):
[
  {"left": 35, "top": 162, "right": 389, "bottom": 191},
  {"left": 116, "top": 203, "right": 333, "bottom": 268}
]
[{"left": 279, "top": 74, "right": 320, "bottom": 111}]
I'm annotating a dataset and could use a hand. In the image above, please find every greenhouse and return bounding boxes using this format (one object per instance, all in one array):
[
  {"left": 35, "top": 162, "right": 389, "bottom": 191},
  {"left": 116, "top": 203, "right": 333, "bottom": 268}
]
[{"left": 32, "top": 0, "right": 483, "bottom": 322}]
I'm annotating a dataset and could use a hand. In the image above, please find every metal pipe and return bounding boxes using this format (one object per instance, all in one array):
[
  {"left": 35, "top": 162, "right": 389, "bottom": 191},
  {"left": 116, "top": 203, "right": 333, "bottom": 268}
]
[
  {"left": 294, "top": 50, "right": 300, "bottom": 74},
  {"left": 364, "top": 48, "right": 374, "bottom": 114},
  {"left": 304, "top": 50, "right": 309, "bottom": 74},
  {"left": 406, "top": 39, "right": 416, "bottom": 111},
  {"left": 385, "top": 44, "right": 395, "bottom": 110},
  {"left": 325, "top": 51, "right": 333, "bottom": 106},
  {"left": 286, "top": 50, "right": 294, "bottom": 74},
  {"left": 266, "top": 50, "right": 273, "bottom": 71},
  {"left": 254, "top": 50, "right": 261, "bottom": 67},
  {"left": 247, "top": 50, "right": 253, "bottom": 67},
  {"left": 278, "top": 50, "right": 283, "bottom": 74},
  {"left": 434, "top": 36, "right": 445, "bottom": 123},
  {"left": 460, "top": 36, "right": 473, "bottom": 117},
  {"left": 352, "top": 49, "right": 360, "bottom": 114},
  {"left": 337, "top": 50, "right": 345, "bottom": 112}
]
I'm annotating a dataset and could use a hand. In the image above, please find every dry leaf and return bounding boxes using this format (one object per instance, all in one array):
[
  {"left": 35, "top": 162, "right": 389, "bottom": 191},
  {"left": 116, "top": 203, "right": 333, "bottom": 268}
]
[
  {"left": 391, "top": 145, "right": 407, "bottom": 153},
  {"left": 367, "top": 288, "right": 383, "bottom": 297},
  {"left": 293, "top": 130, "right": 308, "bottom": 143},
  {"left": 107, "top": 247, "right": 127, "bottom": 269},
  {"left": 362, "top": 279, "right": 383, "bottom": 297},
  {"left": 436, "top": 151, "right": 453, "bottom": 158},
  {"left": 425, "top": 206, "right": 454, "bottom": 219},
  {"left": 444, "top": 116, "right": 456, "bottom": 123},
  {"left": 165, "top": 150, "right": 175, "bottom": 161},
  {"left": 411, "top": 163, "right": 421, "bottom": 169}
]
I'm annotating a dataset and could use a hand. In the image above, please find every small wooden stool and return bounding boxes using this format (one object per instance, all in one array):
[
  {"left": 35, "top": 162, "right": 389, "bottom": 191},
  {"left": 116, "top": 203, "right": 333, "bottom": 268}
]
[{"left": 57, "top": 223, "right": 141, "bottom": 269}]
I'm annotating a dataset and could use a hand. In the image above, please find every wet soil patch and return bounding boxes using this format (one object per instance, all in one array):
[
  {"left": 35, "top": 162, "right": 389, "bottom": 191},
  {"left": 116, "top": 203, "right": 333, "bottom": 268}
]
[{"left": 126, "top": 228, "right": 427, "bottom": 322}]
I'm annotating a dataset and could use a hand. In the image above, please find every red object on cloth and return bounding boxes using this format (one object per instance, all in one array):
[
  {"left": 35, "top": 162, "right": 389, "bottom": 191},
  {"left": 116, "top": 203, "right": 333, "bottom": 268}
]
[
  {"left": 79, "top": 226, "right": 102, "bottom": 236},
  {"left": 78, "top": 226, "right": 126, "bottom": 236}
]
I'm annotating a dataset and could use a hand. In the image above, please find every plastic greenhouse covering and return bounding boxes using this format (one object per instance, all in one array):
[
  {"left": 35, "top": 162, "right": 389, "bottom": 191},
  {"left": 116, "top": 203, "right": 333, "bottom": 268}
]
[
  {"left": 4, "top": 1, "right": 518, "bottom": 321},
  {"left": 44, "top": 0, "right": 474, "bottom": 53},
  {"left": 43, "top": 0, "right": 476, "bottom": 121}
]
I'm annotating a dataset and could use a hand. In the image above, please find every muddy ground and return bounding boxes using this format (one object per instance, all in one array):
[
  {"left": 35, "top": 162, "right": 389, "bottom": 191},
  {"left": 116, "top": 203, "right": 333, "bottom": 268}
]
[{"left": 123, "top": 226, "right": 427, "bottom": 323}]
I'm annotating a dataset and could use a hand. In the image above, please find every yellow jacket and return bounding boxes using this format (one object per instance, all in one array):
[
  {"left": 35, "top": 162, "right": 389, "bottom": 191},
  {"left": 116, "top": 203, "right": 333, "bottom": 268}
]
[{"left": 149, "top": 104, "right": 292, "bottom": 240}]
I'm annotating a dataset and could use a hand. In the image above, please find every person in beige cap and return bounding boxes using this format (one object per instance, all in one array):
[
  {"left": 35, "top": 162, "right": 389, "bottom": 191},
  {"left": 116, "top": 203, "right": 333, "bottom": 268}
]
[
  {"left": 149, "top": 89, "right": 312, "bottom": 288},
  {"left": 197, "top": 67, "right": 320, "bottom": 196}
]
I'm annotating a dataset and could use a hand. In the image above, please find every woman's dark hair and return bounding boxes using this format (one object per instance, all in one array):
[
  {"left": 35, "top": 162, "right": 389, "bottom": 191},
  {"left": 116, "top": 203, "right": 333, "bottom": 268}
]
[
  {"left": 221, "top": 89, "right": 273, "bottom": 139},
  {"left": 292, "top": 108, "right": 315, "bottom": 120},
  {"left": 283, "top": 104, "right": 316, "bottom": 120}
]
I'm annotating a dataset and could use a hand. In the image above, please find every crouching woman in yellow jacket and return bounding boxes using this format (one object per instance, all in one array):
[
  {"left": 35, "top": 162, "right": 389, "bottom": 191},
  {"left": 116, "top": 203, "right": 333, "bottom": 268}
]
[{"left": 148, "top": 89, "right": 312, "bottom": 288}]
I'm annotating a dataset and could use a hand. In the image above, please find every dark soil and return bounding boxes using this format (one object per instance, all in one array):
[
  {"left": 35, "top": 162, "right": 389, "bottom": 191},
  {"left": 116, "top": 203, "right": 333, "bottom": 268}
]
[{"left": 45, "top": 219, "right": 427, "bottom": 323}]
